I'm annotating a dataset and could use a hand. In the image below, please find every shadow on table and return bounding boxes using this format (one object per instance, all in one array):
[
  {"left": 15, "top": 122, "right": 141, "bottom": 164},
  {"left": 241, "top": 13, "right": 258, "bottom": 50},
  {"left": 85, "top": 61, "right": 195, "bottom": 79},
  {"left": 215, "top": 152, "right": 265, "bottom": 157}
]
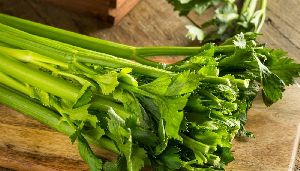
[{"left": 0, "top": 0, "right": 111, "bottom": 34}]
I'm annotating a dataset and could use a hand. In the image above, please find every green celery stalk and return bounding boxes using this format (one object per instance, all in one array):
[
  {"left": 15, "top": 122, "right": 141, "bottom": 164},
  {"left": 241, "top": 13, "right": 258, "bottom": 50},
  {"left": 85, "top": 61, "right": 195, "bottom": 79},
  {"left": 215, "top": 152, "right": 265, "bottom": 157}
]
[
  {"left": 91, "top": 97, "right": 131, "bottom": 120},
  {"left": 0, "top": 84, "right": 74, "bottom": 134},
  {"left": 0, "top": 53, "right": 81, "bottom": 103},
  {"left": 0, "top": 41, "right": 14, "bottom": 48},
  {"left": 0, "top": 46, "right": 68, "bottom": 68},
  {"left": 0, "top": 13, "right": 204, "bottom": 58},
  {"left": 135, "top": 47, "right": 204, "bottom": 57},
  {"left": 0, "top": 72, "right": 30, "bottom": 95},
  {"left": 0, "top": 23, "right": 173, "bottom": 78},
  {"left": 181, "top": 134, "right": 210, "bottom": 154},
  {"left": 0, "top": 13, "right": 243, "bottom": 68},
  {"left": 256, "top": 0, "right": 268, "bottom": 32},
  {"left": 241, "top": 0, "right": 258, "bottom": 21},
  {"left": 0, "top": 13, "right": 135, "bottom": 58},
  {"left": 0, "top": 84, "right": 118, "bottom": 154}
]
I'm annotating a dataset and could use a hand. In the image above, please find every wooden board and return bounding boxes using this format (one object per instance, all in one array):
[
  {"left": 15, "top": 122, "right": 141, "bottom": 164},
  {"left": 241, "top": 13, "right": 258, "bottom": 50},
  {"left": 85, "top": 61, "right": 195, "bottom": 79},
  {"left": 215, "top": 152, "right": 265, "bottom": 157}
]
[
  {"left": 0, "top": 0, "right": 300, "bottom": 170},
  {"left": 43, "top": 0, "right": 141, "bottom": 24},
  {"left": 43, "top": 0, "right": 111, "bottom": 15},
  {"left": 108, "top": 0, "right": 141, "bottom": 24}
]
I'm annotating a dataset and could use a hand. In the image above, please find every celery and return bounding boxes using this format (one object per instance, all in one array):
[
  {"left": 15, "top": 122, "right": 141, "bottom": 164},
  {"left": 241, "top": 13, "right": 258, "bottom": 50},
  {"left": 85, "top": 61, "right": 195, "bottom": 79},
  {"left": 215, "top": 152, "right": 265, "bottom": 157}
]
[
  {"left": 0, "top": 54, "right": 81, "bottom": 103},
  {"left": 0, "top": 13, "right": 204, "bottom": 58},
  {"left": 0, "top": 23, "right": 172, "bottom": 77},
  {"left": 0, "top": 13, "right": 134, "bottom": 58},
  {"left": 0, "top": 72, "right": 30, "bottom": 96},
  {"left": 0, "top": 84, "right": 118, "bottom": 153},
  {"left": 0, "top": 14, "right": 299, "bottom": 171}
]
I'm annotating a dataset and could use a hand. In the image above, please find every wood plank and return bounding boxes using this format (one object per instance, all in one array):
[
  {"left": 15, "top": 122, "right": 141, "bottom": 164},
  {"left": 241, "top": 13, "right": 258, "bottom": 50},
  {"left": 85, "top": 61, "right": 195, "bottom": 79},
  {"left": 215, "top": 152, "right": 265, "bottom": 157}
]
[
  {"left": 0, "top": 0, "right": 110, "bottom": 33},
  {"left": 0, "top": 0, "right": 300, "bottom": 170},
  {"left": 43, "top": 0, "right": 110, "bottom": 15},
  {"left": 111, "top": 0, "right": 127, "bottom": 8},
  {"left": 0, "top": 113, "right": 88, "bottom": 171},
  {"left": 109, "top": 0, "right": 140, "bottom": 24},
  {"left": 41, "top": 0, "right": 141, "bottom": 24},
  {"left": 0, "top": 106, "right": 116, "bottom": 171},
  {"left": 92, "top": 0, "right": 192, "bottom": 46}
]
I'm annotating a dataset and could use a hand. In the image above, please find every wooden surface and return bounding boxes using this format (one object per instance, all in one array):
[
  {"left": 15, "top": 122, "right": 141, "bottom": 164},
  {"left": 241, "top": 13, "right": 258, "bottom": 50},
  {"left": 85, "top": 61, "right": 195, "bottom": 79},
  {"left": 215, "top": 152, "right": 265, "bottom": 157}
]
[
  {"left": 0, "top": 0, "right": 299, "bottom": 170},
  {"left": 43, "top": 0, "right": 141, "bottom": 24},
  {"left": 108, "top": 0, "right": 141, "bottom": 24}
]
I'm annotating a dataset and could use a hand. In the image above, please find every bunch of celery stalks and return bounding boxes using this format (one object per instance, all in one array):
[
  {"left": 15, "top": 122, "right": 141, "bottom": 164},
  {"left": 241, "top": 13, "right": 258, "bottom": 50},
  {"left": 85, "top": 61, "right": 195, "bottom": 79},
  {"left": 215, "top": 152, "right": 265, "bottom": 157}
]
[{"left": 0, "top": 12, "right": 299, "bottom": 171}]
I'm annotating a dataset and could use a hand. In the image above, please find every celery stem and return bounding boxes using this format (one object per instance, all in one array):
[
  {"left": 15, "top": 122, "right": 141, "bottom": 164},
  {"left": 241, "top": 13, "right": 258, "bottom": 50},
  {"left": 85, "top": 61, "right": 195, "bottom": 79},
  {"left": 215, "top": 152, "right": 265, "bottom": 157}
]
[
  {"left": 256, "top": 0, "right": 267, "bottom": 32},
  {"left": 0, "top": 72, "right": 30, "bottom": 96},
  {"left": 0, "top": 84, "right": 118, "bottom": 154},
  {"left": 0, "top": 54, "right": 80, "bottom": 103}
]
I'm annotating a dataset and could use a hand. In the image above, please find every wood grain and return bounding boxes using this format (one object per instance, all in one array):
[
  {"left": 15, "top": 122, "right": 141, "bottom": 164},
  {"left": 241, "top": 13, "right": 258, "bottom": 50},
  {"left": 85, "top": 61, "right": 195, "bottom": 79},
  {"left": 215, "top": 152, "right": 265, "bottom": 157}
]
[
  {"left": 0, "top": 0, "right": 299, "bottom": 170},
  {"left": 108, "top": 0, "right": 140, "bottom": 24},
  {"left": 43, "top": 0, "right": 111, "bottom": 15},
  {"left": 227, "top": 85, "right": 300, "bottom": 171},
  {"left": 0, "top": 106, "right": 88, "bottom": 171},
  {"left": 42, "top": 0, "right": 141, "bottom": 24},
  {"left": 113, "top": 0, "right": 127, "bottom": 8}
]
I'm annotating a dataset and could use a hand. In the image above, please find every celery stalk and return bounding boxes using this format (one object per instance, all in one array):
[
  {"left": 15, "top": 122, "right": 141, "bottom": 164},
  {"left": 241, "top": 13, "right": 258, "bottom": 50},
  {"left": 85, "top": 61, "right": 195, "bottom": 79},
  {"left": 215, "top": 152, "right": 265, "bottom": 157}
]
[
  {"left": 0, "top": 54, "right": 81, "bottom": 103},
  {"left": 0, "top": 23, "right": 172, "bottom": 78},
  {"left": 0, "top": 84, "right": 118, "bottom": 154},
  {"left": 0, "top": 72, "right": 30, "bottom": 96},
  {"left": 0, "top": 13, "right": 203, "bottom": 58},
  {"left": 0, "top": 13, "right": 135, "bottom": 58}
]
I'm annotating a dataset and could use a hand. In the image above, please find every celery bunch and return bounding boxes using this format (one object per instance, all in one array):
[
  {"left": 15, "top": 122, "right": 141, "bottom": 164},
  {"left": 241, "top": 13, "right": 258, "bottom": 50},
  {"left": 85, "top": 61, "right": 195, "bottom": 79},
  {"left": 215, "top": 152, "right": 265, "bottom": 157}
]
[{"left": 0, "top": 14, "right": 299, "bottom": 171}]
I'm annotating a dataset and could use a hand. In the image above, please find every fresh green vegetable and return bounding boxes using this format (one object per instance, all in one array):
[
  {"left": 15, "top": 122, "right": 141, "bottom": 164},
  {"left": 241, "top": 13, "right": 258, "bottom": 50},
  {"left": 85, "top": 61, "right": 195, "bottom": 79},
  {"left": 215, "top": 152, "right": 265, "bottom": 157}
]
[
  {"left": 0, "top": 14, "right": 299, "bottom": 171},
  {"left": 0, "top": 84, "right": 118, "bottom": 154},
  {"left": 168, "top": 0, "right": 267, "bottom": 42}
]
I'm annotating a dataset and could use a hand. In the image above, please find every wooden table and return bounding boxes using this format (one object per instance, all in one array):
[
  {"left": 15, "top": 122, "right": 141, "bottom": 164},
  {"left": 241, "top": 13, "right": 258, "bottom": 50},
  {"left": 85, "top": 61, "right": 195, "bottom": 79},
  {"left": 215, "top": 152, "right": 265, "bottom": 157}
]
[{"left": 0, "top": 0, "right": 300, "bottom": 170}]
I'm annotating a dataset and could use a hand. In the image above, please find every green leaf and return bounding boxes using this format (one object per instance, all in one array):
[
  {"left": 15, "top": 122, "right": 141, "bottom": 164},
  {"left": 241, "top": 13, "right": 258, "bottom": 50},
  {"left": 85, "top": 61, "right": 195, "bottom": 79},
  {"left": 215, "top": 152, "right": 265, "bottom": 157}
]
[
  {"left": 256, "top": 56, "right": 285, "bottom": 106},
  {"left": 180, "top": 0, "right": 191, "bottom": 4},
  {"left": 233, "top": 33, "right": 247, "bottom": 49},
  {"left": 219, "top": 147, "right": 234, "bottom": 164},
  {"left": 198, "top": 66, "right": 219, "bottom": 76},
  {"left": 263, "top": 49, "right": 300, "bottom": 85},
  {"left": 169, "top": 0, "right": 222, "bottom": 16},
  {"left": 178, "top": 45, "right": 216, "bottom": 71},
  {"left": 155, "top": 119, "right": 169, "bottom": 154},
  {"left": 31, "top": 87, "right": 50, "bottom": 106},
  {"left": 185, "top": 25, "right": 205, "bottom": 41},
  {"left": 194, "top": 130, "right": 222, "bottom": 147},
  {"left": 215, "top": 3, "right": 239, "bottom": 25},
  {"left": 131, "top": 145, "right": 147, "bottom": 171},
  {"left": 69, "top": 129, "right": 81, "bottom": 144},
  {"left": 67, "top": 104, "right": 100, "bottom": 128},
  {"left": 90, "top": 71, "right": 119, "bottom": 95},
  {"left": 113, "top": 88, "right": 147, "bottom": 127},
  {"left": 182, "top": 134, "right": 209, "bottom": 164},
  {"left": 119, "top": 68, "right": 138, "bottom": 87},
  {"left": 166, "top": 71, "right": 201, "bottom": 96},
  {"left": 140, "top": 71, "right": 200, "bottom": 97},
  {"left": 74, "top": 85, "right": 94, "bottom": 108},
  {"left": 103, "top": 161, "right": 118, "bottom": 171},
  {"left": 139, "top": 75, "right": 172, "bottom": 96},
  {"left": 106, "top": 108, "right": 147, "bottom": 171},
  {"left": 159, "top": 147, "right": 182, "bottom": 170},
  {"left": 157, "top": 95, "right": 190, "bottom": 141},
  {"left": 78, "top": 135, "right": 102, "bottom": 171},
  {"left": 84, "top": 126, "right": 107, "bottom": 141}
]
